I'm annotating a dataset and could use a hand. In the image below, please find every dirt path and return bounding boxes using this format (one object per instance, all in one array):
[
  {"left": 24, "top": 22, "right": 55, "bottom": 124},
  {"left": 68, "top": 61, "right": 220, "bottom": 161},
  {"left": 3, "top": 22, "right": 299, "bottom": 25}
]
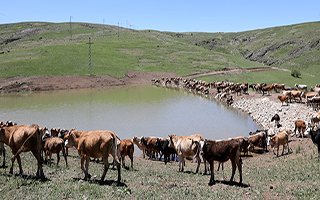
[{"left": 185, "top": 66, "right": 277, "bottom": 79}]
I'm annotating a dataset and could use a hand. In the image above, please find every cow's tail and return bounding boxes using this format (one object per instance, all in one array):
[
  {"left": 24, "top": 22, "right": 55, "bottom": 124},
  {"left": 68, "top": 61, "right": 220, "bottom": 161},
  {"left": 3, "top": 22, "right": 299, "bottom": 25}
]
[
  {"left": 192, "top": 140, "right": 201, "bottom": 159},
  {"left": 113, "top": 134, "right": 121, "bottom": 164},
  {"left": 13, "top": 126, "right": 41, "bottom": 159}
]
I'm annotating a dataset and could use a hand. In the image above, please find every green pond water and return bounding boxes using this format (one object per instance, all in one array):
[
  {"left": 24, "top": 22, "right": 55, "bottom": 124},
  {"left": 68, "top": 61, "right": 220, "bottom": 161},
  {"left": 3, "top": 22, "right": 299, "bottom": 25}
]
[{"left": 0, "top": 86, "right": 258, "bottom": 141}]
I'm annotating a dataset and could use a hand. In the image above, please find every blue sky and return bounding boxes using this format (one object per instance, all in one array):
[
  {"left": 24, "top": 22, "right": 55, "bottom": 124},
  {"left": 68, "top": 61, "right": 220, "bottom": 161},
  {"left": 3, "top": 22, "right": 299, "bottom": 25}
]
[{"left": 1, "top": 0, "right": 319, "bottom": 32}]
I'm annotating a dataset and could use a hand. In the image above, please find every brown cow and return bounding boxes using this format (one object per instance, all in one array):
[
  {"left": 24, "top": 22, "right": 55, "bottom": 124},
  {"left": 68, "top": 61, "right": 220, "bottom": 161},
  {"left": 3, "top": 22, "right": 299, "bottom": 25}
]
[
  {"left": 261, "top": 84, "right": 274, "bottom": 96},
  {"left": 293, "top": 119, "right": 307, "bottom": 138},
  {"left": 156, "top": 138, "right": 176, "bottom": 164},
  {"left": 289, "top": 90, "right": 303, "bottom": 103},
  {"left": 248, "top": 130, "right": 268, "bottom": 153},
  {"left": 0, "top": 121, "right": 18, "bottom": 168},
  {"left": 65, "top": 129, "right": 121, "bottom": 183},
  {"left": 278, "top": 95, "right": 289, "bottom": 106},
  {"left": 168, "top": 134, "right": 201, "bottom": 173},
  {"left": 140, "top": 136, "right": 161, "bottom": 160},
  {"left": 217, "top": 136, "right": 249, "bottom": 171},
  {"left": 0, "top": 124, "right": 44, "bottom": 179},
  {"left": 132, "top": 136, "right": 147, "bottom": 158},
  {"left": 50, "top": 128, "right": 60, "bottom": 137},
  {"left": 269, "top": 130, "right": 291, "bottom": 157},
  {"left": 0, "top": 122, "right": 5, "bottom": 167},
  {"left": 273, "top": 83, "right": 285, "bottom": 93},
  {"left": 201, "top": 139, "right": 242, "bottom": 185},
  {"left": 0, "top": 141, "right": 5, "bottom": 168},
  {"left": 118, "top": 139, "right": 134, "bottom": 169},
  {"left": 43, "top": 137, "right": 68, "bottom": 167}
]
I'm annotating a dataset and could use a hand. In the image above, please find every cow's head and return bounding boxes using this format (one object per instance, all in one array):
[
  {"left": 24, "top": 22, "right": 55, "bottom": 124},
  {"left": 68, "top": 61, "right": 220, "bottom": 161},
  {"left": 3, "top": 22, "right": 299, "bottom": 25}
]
[
  {"left": 269, "top": 136, "right": 276, "bottom": 148},
  {"left": 40, "top": 127, "right": 50, "bottom": 141},
  {"left": 64, "top": 132, "right": 77, "bottom": 148}
]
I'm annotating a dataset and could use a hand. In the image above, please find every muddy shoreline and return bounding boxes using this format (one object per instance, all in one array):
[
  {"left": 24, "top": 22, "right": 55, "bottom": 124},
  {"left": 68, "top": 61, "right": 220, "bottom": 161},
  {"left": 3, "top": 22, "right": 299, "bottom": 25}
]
[{"left": 0, "top": 71, "right": 175, "bottom": 93}]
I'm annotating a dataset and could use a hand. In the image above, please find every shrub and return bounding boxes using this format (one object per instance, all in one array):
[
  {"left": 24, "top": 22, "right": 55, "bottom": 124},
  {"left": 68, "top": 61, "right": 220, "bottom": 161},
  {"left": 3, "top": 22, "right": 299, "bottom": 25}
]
[{"left": 291, "top": 69, "right": 301, "bottom": 78}]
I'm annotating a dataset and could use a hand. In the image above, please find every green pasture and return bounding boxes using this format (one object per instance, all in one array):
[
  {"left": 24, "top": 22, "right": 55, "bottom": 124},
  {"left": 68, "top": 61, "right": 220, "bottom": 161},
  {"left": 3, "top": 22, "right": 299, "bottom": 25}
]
[{"left": 198, "top": 69, "right": 320, "bottom": 88}]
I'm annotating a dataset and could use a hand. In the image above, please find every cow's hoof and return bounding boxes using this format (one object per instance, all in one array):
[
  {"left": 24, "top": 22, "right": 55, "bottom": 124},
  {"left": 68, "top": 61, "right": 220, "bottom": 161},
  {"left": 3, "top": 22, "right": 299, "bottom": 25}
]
[{"left": 208, "top": 181, "right": 215, "bottom": 186}]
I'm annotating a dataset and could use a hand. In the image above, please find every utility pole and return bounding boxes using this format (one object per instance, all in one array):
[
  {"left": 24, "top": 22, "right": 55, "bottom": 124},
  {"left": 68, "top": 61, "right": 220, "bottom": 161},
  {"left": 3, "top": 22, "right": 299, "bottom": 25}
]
[
  {"left": 117, "top": 22, "right": 120, "bottom": 40},
  {"left": 87, "top": 37, "right": 93, "bottom": 76},
  {"left": 103, "top": 18, "right": 105, "bottom": 36},
  {"left": 69, "top": 16, "right": 72, "bottom": 40}
]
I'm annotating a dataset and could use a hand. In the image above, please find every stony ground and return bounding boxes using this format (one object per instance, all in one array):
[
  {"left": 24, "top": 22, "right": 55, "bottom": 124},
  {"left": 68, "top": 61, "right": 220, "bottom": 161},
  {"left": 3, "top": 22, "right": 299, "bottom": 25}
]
[{"left": 232, "top": 94, "right": 315, "bottom": 132}]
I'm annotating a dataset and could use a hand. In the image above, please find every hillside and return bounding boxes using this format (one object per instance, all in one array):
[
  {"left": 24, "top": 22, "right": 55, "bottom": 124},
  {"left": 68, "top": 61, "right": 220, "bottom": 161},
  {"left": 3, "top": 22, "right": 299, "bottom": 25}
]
[
  {"left": 0, "top": 22, "right": 259, "bottom": 78},
  {"left": 182, "top": 22, "right": 320, "bottom": 73},
  {"left": 0, "top": 21, "right": 319, "bottom": 86}
]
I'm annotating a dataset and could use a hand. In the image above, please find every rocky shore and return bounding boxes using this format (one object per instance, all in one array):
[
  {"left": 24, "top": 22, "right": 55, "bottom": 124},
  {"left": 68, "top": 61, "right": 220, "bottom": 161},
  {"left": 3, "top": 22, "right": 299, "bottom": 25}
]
[{"left": 232, "top": 96, "right": 315, "bottom": 132}]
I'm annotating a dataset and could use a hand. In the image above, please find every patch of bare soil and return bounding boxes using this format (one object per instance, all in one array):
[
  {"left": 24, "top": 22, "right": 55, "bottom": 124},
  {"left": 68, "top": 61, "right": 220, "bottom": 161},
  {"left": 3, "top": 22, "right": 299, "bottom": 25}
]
[{"left": 0, "top": 71, "right": 175, "bottom": 93}]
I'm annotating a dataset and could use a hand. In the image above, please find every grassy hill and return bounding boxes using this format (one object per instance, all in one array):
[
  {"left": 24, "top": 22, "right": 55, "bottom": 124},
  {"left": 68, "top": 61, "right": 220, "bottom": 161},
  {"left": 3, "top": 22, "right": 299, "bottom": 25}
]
[
  {"left": 0, "top": 22, "right": 259, "bottom": 78},
  {"left": 0, "top": 21, "right": 319, "bottom": 85},
  {"left": 169, "top": 22, "right": 320, "bottom": 86}
]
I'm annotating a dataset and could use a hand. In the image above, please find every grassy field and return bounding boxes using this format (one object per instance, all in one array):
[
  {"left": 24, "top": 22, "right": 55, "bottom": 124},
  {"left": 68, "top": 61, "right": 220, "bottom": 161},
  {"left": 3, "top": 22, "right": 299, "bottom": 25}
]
[
  {"left": 0, "top": 137, "right": 319, "bottom": 200},
  {"left": 198, "top": 69, "right": 320, "bottom": 88}
]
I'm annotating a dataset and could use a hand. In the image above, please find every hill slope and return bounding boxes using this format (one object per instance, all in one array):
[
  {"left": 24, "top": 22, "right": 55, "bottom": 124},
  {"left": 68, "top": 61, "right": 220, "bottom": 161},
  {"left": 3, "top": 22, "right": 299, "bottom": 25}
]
[
  {"left": 0, "top": 22, "right": 259, "bottom": 78},
  {"left": 0, "top": 21, "right": 319, "bottom": 83},
  {"left": 185, "top": 22, "right": 320, "bottom": 72}
]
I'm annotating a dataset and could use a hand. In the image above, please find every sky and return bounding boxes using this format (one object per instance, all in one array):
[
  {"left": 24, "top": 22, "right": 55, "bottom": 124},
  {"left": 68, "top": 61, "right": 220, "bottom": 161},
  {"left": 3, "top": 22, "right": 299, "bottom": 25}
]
[{"left": 1, "top": 0, "right": 319, "bottom": 32}]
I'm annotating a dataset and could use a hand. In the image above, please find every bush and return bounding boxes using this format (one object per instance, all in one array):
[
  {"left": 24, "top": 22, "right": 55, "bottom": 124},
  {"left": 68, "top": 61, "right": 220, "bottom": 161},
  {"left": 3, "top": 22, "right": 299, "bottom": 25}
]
[{"left": 291, "top": 69, "right": 301, "bottom": 78}]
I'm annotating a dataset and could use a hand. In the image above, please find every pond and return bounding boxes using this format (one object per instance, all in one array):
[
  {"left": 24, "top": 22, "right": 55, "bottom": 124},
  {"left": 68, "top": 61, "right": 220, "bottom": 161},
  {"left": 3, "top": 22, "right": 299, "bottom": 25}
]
[{"left": 0, "top": 86, "right": 258, "bottom": 141}]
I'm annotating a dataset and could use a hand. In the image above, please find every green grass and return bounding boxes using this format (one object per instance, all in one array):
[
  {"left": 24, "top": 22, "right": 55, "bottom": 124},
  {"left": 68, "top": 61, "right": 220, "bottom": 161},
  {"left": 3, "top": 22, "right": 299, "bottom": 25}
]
[
  {"left": 0, "top": 138, "right": 319, "bottom": 199},
  {"left": 198, "top": 70, "right": 320, "bottom": 87}
]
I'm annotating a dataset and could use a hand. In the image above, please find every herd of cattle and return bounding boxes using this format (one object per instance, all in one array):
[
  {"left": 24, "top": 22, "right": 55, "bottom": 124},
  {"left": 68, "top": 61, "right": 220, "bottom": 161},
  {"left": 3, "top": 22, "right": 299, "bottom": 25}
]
[
  {"left": 152, "top": 77, "right": 320, "bottom": 110},
  {"left": 1, "top": 113, "right": 320, "bottom": 186},
  {"left": 1, "top": 78, "right": 320, "bottom": 186}
]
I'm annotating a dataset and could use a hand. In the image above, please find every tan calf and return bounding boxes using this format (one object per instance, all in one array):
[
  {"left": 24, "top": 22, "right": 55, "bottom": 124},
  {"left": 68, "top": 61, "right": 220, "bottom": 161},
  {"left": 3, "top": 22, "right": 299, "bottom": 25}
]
[
  {"left": 43, "top": 137, "right": 68, "bottom": 167},
  {"left": 119, "top": 139, "right": 134, "bottom": 169},
  {"left": 269, "top": 130, "right": 291, "bottom": 157}
]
